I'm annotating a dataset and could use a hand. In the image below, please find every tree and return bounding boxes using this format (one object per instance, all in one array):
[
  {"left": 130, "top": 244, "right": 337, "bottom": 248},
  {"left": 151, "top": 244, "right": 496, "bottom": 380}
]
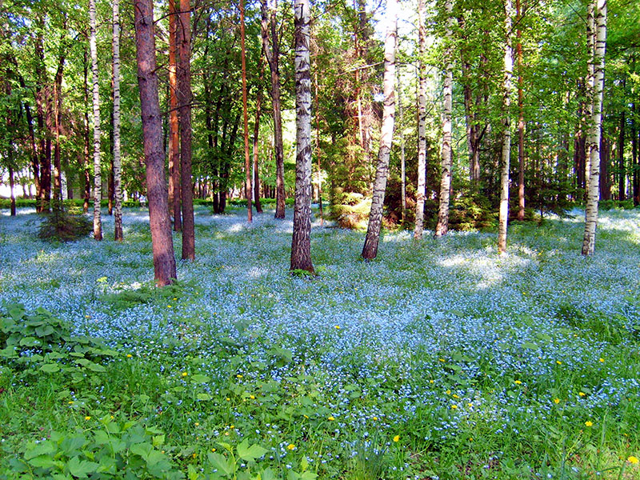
[
  {"left": 290, "top": 0, "right": 314, "bottom": 272},
  {"left": 434, "top": 0, "right": 455, "bottom": 238},
  {"left": 168, "top": 0, "right": 181, "bottom": 231},
  {"left": 113, "top": 0, "right": 123, "bottom": 241},
  {"left": 260, "top": 0, "right": 286, "bottom": 219},
  {"left": 516, "top": 0, "right": 525, "bottom": 221},
  {"left": 497, "top": 0, "right": 514, "bottom": 255},
  {"left": 178, "top": 0, "right": 195, "bottom": 260},
  {"left": 133, "top": 0, "right": 178, "bottom": 286},
  {"left": 240, "top": 0, "right": 253, "bottom": 222},
  {"left": 414, "top": 0, "right": 428, "bottom": 239},
  {"left": 361, "top": 0, "right": 397, "bottom": 260},
  {"left": 89, "top": 0, "right": 102, "bottom": 241},
  {"left": 582, "top": 0, "right": 607, "bottom": 256}
]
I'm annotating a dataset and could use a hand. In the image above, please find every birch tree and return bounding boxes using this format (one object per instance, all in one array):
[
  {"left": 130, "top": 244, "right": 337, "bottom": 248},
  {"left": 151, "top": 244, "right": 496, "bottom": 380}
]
[
  {"left": 497, "top": 0, "right": 514, "bottom": 255},
  {"left": 89, "top": 0, "right": 102, "bottom": 240},
  {"left": 582, "top": 0, "right": 607, "bottom": 256},
  {"left": 434, "top": 0, "right": 454, "bottom": 238},
  {"left": 112, "top": 0, "right": 123, "bottom": 241},
  {"left": 361, "top": 0, "right": 397, "bottom": 260},
  {"left": 133, "top": 0, "right": 177, "bottom": 286},
  {"left": 290, "top": 0, "right": 314, "bottom": 273},
  {"left": 414, "top": 0, "right": 428, "bottom": 239}
]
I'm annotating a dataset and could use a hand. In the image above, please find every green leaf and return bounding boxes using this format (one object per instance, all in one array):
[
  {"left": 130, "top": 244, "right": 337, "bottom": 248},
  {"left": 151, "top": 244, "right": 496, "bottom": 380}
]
[
  {"left": 197, "top": 393, "right": 212, "bottom": 401},
  {"left": 207, "top": 452, "right": 235, "bottom": 476},
  {"left": 152, "top": 435, "right": 165, "bottom": 447},
  {"left": 27, "top": 455, "right": 56, "bottom": 469},
  {"left": 24, "top": 441, "right": 56, "bottom": 460},
  {"left": 237, "top": 439, "right": 269, "bottom": 462},
  {"left": 19, "top": 336, "right": 41, "bottom": 347},
  {"left": 66, "top": 456, "right": 99, "bottom": 478},
  {"left": 40, "top": 363, "right": 61, "bottom": 373},
  {"left": 130, "top": 442, "right": 154, "bottom": 460},
  {"left": 191, "top": 374, "right": 211, "bottom": 383}
]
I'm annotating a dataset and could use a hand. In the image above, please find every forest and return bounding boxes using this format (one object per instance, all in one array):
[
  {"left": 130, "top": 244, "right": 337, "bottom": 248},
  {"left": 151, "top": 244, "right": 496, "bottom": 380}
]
[{"left": 1, "top": 0, "right": 639, "bottom": 478}]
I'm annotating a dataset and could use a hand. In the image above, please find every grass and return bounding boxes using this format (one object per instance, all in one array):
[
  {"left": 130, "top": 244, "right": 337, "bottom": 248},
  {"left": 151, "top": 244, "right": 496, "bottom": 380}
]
[{"left": 0, "top": 205, "right": 639, "bottom": 479}]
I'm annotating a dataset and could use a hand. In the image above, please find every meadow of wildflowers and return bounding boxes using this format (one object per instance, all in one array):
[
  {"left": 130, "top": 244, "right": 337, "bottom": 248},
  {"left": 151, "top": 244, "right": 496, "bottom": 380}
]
[{"left": 0, "top": 206, "right": 638, "bottom": 479}]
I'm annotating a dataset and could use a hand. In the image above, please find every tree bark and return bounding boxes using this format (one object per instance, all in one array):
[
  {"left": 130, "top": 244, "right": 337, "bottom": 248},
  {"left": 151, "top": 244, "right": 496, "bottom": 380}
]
[
  {"left": 253, "top": 60, "right": 264, "bottom": 213},
  {"left": 516, "top": 0, "right": 525, "bottom": 221},
  {"left": 434, "top": 0, "right": 454, "bottom": 238},
  {"left": 169, "top": 0, "right": 182, "bottom": 231},
  {"left": 178, "top": 0, "right": 195, "bottom": 260},
  {"left": 90, "top": 0, "right": 102, "bottom": 240},
  {"left": 290, "top": 0, "right": 314, "bottom": 273},
  {"left": 113, "top": 0, "right": 123, "bottom": 241},
  {"left": 260, "top": 0, "right": 286, "bottom": 219},
  {"left": 582, "top": 0, "right": 606, "bottom": 256},
  {"left": 240, "top": 0, "right": 252, "bottom": 222},
  {"left": 618, "top": 104, "right": 625, "bottom": 201},
  {"left": 497, "top": 0, "right": 514, "bottom": 255},
  {"left": 134, "top": 0, "right": 178, "bottom": 285},
  {"left": 361, "top": 0, "right": 397, "bottom": 260}
]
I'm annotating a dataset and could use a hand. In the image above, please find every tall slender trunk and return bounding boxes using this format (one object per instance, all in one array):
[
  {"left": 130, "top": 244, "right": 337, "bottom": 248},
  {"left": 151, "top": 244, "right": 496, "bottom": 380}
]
[
  {"left": 497, "top": 0, "right": 514, "bottom": 255},
  {"left": 290, "top": 0, "right": 314, "bottom": 272},
  {"left": 90, "top": 0, "right": 103, "bottom": 240},
  {"left": 414, "top": 0, "right": 427, "bottom": 239},
  {"left": 169, "top": 0, "right": 182, "bottom": 231},
  {"left": 361, "top": 0, "right": 397, "bottom": 260},
  {"left": 9, "top": 166, "right": 16, "bottom": 216},
  {"left": 82, "top": 49, "right": 91, "bottom": 213},
  {"left": 585, "top": 2, "right": 595, "bottom": 189},
  {"left": 260, "top": 0, "right": 285, "bottom": 218},
  {"left": 633, "top": 100, "right": 638, "bottom": 205},
  {"left": 314, "top": 71, "right": 323, "bottom": 224},
  {"left": 618, "top": 99, "right": 625, "bottom": 201},
  {"left": 113, "top": 0, "right": 123, "bottom": 241},
  {"left": 398, "top": 78, "right": 406, "bottom": 224},
  {"left": 434, "top": 0, "right": 454, "bottom": 238},
  {"left": 240, "top": 0, "right": 252, "bottom": 222},
  {"left": 516, "top": 0, "right": 525, "bottom": 221},
  {"left": 134, "top": 0, "right": 177, "bottom": 285},
  {"left": 53, "top": 27, "right": 66, "bottom": 206},
  {"left": 253, "top": 60, "right": 264, "bottom": 213},
  {"left": 178, "top": 0, "right": 195, "bottom": 260},
  {"left": 582, "top": 0, "right": 606, "bottom": 256}
]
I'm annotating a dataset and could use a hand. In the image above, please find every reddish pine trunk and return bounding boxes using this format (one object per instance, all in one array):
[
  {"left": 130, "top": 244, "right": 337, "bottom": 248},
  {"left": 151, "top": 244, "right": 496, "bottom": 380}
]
[
  {"left": 134, "top": 0, "right": 178, "bottom": 286},
  {"left": 169, "top": 0, "right": 182, "bottom": 231}
]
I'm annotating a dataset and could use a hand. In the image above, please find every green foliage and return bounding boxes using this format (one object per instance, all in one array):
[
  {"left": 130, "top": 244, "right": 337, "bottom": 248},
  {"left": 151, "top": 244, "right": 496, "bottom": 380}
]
[
  {"left": 99, "top": 281, "right": 195, "bottom": 311},
  {"left": 37, "top": 207, "right": 92, "bottom": 242},
  {"left": 0, "top": 304, "right": 115, "bottom": 376},
  {"left": 11, "top": 418, "right": 183, "bottom": 479}
]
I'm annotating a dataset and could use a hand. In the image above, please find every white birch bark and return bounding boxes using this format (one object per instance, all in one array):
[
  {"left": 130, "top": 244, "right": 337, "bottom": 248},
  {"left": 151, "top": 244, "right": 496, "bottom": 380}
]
[
  {"left": 290, "top": 0, "right": 314, "bottom": 272},
  {"left": 582, "top": 0, "right": 607, "bottom": 256},
  {"left": 361, "top": 0, "right": 397, "bottom": 260},
  {"left": 497, "top": 0, "right": 514, "bottom": 255},
  {"left": 90, "top": 0, "right": 102, "bottom": 240},
  {"left": 585, "top": 1, "right": 595, "bottom": 188},
  {"left": 414, "top": 0, "right": 427, "bottom": 239},
  {"left": 113, "top": 0, "right": 123, "bottom": 241},
  {"left": 434, "top": 0, "right": 454, "bottom": 238}
]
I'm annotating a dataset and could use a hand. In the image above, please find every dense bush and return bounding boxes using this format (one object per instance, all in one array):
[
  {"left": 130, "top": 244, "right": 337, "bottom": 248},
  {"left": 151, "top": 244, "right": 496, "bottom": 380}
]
[{"left": 37, "top": 207, "right": 93, "bottom": 242}]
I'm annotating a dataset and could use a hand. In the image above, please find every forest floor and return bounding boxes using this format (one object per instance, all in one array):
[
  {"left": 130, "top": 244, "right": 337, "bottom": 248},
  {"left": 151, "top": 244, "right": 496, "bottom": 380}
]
[{"left": 0, "top": 205, "right": 639, "bottom": 479}]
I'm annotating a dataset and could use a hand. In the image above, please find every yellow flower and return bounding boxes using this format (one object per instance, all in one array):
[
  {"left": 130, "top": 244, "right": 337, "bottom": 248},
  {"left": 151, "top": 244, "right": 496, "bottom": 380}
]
[
  {"left": 335, "top": 325, "right": 340, "bottom": 329},
  {"left": 453, "top": 394, "right": 459, "bottom": 399},
  {"left": 195, "top": 422, "right": 200, "bottom": 427},
  {"left": 287, "top": 444, "right": 296, "bottom": 450},
  {"left": 249, "top": 395, "right": 255, "bottom": 400},
  {"left": 167, "top": 305, "right": 172, "bottom": 308},
  {"left": 230, "top": 425, "right": 234, "bottom": 429},
  {"left": 514, "top": 380, "right": 522, "bottom": 385},
  {"left": 439, "top": 358, "right": 445, "bottom": 363},
  {"left": 554, "top": 398, "right": 560, "bottom": 404},
  {"left": 451, "top": 405, "right": 458, "bottom": 410},
  {"left": 126, "top": 354, "right": 132, "bottom": 358},
  {"left": 393, "top": 435, "right": 400, "bottom": 442},
  {"left": 579, "top": 392, "right": 586, "bottom": 397},
  {"left": 372, "top": 416, "right": 378, "bottom": 421},
  {"left": 181, "top": 372, "right": 188, "bottom": 377},
  {"left": 627, "top": 456, "right": 639, "bottom": 464},
  {"left": 236, "top": 374, "right": 243, "bottom": 379},
  {"left": 446, "top": 389, "right": 451, "bottom": 395},
  {"left": 467, "top": 403, "right": 473, "bottom": 407},
  {"left": 68, "top": 401, "right": 74, "bottom": 405},
  {"left": 585, "top": 421, "right": 593, "bottom": 427},
  {"left": 211, "top": 448, "right": 216, "bottom": 452},
  {"left": 85, "top": 416, "right": 91, "bottom": 421},
  {"left": 226, "top": 397, "right": 230, "bottom": 401},
  {"left": 556, "top": 361, "right": 562, "bottom": 365},
  {"left": 328, "top": 416, "right": 335, "bottom": 421},
  {"left": 429, "top": 380, "right": 434, "bottom": 384}
]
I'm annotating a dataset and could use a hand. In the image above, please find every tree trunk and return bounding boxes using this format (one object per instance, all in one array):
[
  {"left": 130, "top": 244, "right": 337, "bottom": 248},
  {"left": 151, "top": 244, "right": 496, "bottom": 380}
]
[
  {"left": 290, "top": 0, "right": 314, "bottom": 273},
  {"left": 516, "top": 0, "right": 525, "bottom": 221},
  {"left": 240, "top": 0, "right": 252, "bottom": 222},
  {"left": 398, "top": 73, "right": 406, "bottom": 224},
  {"left": 361, "top": 0, "right": 397, "bottom": 260},
  {"left": 53, "top": 27, "right": 66, "bottom": 207},
  {"left": 413, "top": 0, "right": 427, "bottom": 239},
  {"left": 314, "top": 71, "right": 323, "bottom": 224},
  {"left": 497, "top": 0, "right": 514, "bottom": 255},
  {"left": 113, "top": 0, "right": 123, "bottom": 241},
  {"left": 260, "top": 0, "right": 286, "bottom": 219},
  {"left": 599, "top": 137, "right": 610, "bottom": 200},
  {"left": 434, "top": 0, "right": 454, "bottom": 238},
  {"left": 633, "top": 101, "right": 639, "bottom": 205},
  {"left": 178, "top": 0, "right": 195, "bottom": 260},
  {"left": 169, "top": 0, "right": 182, "bottom": 231},
  {"left": 133, "top": 0, "right": 178, "bottom": 286},
  {"left": 83, "top": 49, "right": 91, "bottom": 214},
  {"left": 253, "top": 61, "right": 264, "bottom": 213},
  {"left": 90, "top": 0, "right": 103, "bottom": 240},
  {"left": 9, "top": 165, "right": 16, "bottom": 216},
  {"left": 582, "top": 0, "right": 606, "bottom": 256},
  {"left": 618, "top": 107, "right": 625, "bottom": 200}
]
